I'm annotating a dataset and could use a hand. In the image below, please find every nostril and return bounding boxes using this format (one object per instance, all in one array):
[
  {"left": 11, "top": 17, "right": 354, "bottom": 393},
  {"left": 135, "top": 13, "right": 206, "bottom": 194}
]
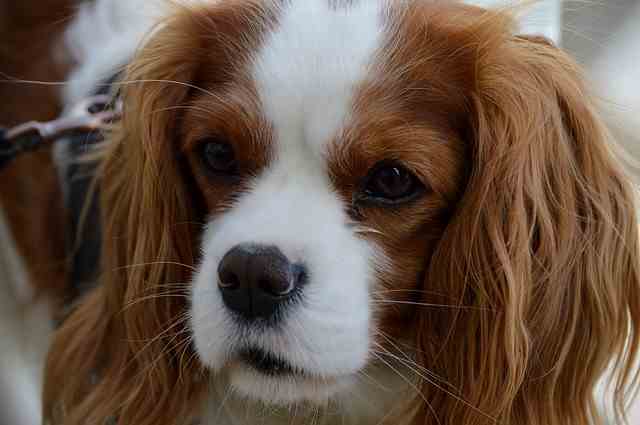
[
  {"left": 219, "top": 270, "right": 240, "bottom": 290},
  {"left": 258, "top": 277, "right": 280, "bottom": 296},
  {"left": 257, "top": 274, "right": 295, "bottom": 297},
  {"left": 292, "top": 264, "right": 308, "bottom": 286},
  {"left": 256, "top": 264, "right": 308, "bottom": 297}
]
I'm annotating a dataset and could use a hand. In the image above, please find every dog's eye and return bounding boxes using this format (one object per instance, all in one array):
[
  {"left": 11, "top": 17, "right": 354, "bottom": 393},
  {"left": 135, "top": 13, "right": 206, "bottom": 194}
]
[
  {"left": 200, "top": 139, "right": 237, "bottom": 174},
  {"left": 361, "top": 162, "right": 424, "bottom": 204}
]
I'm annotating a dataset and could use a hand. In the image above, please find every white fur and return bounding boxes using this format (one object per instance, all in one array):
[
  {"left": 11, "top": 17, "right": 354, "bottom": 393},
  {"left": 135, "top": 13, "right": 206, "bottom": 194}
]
[
  {"left": 0, "top": 208, "right": 53, "bottom": 425},
  {"left": 61, "top": 0, "right": 409, "bottom": 422},
  {"left": 57, "top": 0, "right": 639, "bottom": 423},
  {"left": 189, "top": 0, "right": 406, "bottom": 417},
  {"left": 466, "top": 0, "right": 562, "bottom": 42},
  {"left": 63, "top": 0, "right": 561, "bottom": 105},
  {"left": 63, "top": 0, "right": 210, "bottom": 104},
  {"left": 191, "top": 168, "right": 377, "bottom": 401},
  {"left": 253, "top": 0, "right": 385, "bottom": 156},
  {"left": 200, "top": 363, "right": 412, "bottom": 425},
  {"left": 63, "top": 0, "right": 159, "bottom": 104}
]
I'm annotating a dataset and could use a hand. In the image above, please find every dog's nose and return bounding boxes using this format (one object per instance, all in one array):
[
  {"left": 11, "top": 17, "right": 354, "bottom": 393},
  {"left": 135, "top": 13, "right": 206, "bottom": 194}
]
[{"left": 217, "top": 243, "right": 305, "bottom": 320}]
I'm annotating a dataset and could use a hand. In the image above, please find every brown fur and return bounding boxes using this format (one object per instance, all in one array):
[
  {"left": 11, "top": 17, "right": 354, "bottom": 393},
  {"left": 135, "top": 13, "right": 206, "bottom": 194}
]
[
  {"left": 44, "top": 2, "right": 640, "bottom": 425},
  {"left": 44, "top": 2, "right": 279, "bottom": 424},
  {"left": 0, "top": 0, "right": 75, "bottom": 300},
  {"left": 387, "top": 4, "right": 640, "bottom": 425},
  {"left": 182, "top": 83, "right": 275, "bottom": 211}
]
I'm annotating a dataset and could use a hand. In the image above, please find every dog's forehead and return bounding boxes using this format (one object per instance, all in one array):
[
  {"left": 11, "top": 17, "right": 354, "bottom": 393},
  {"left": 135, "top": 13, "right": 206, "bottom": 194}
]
[{"left": 250, "top": 0, "right": 387, "bottom": 158}]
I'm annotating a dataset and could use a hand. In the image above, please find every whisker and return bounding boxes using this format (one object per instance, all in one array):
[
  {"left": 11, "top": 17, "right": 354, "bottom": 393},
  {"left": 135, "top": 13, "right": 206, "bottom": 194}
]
[
  {"left": 140, "top": 332, "right": 194, "bottom": 382},
  {"left": 371, "top": 288, "right": 452, "bottom": 298},
  {"left": 171, "top": 220, "right": 208, "bottom": 227},
  {"left": 183, "top": 347, "right": 203, "bottom": 376},
  {"left": 375, "top": 331, "right": 458, "bottom": 392},
  {"left": 371, "top": 299, "right": 494, "bottom": 311},
  {"left": 373, "top": 347, "right": 499, "bottom": 423},
  {"left": 177, "top": 334, "right": 198, "bottom": 382},
  {"left": 0, "top": 75, "right": 220, "bottom": 102},
  {"left": 128, "top": 313, "right": 191, "bottom": 366},
  {"left": 355, "top": 369, "right": 392, "bottom": 393},
  {"left": 120, "top": 291, "right": 191, "bottom": 312},
  {"left": 213, "top": 384, "right": 235, "bottom": 422},
  {"left": 370, "top": 350, "right": 442, "bottom": 425},
  {"left": 116, "top": 261, "right": 196, "bottom": 272},
  {"left": 124, "top": 327, "right": 192, "bottom": 344},
  {"left": 0, "top": 73, "right": 75, "bottom": 87},
  {"left": 151, "top": 105, "right": 218, "bottom": 116},
  {"left": 144, "top": 282, "right": 191, "bottom": 291},
  {"left": 132, "top": 321, "right": 192, "bottom": 381},
  {"left": 109, "top": 79, "right": 215, "bottom": 102}
]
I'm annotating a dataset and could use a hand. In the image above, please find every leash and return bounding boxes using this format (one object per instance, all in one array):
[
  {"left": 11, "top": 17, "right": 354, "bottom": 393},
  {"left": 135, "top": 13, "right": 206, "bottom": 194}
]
[
  {"left": 1, "top": 93, "right": 121, "bottom": 315},
  {"left": 0, "top": 94, "right": 121, "bottom": 171}
]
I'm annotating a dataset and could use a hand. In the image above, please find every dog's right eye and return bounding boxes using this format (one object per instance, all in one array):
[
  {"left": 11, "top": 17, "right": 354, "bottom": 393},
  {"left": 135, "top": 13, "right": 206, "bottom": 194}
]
[
  {"left": 200, "top": 139, "right": 237, "bottom": 174},
  {"left": 358, "top": 161, "right": 426, "bottom": 205}
]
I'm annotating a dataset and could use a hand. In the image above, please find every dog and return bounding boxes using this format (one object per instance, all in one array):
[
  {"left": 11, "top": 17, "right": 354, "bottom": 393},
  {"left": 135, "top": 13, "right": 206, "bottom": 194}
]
[{"left": 1, "top": 0, "right": 639, "bottom": 424}]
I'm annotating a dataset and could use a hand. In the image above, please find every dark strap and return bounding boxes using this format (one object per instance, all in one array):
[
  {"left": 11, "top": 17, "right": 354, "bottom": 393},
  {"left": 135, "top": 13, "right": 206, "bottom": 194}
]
[
  {"left": 1, "top": 83, "right": 120, "bottom": 317},
  {"left": 0, "top": 127, "right": 10, "bottom": 170},
  {"left": 62, "top": 77, "right": 119, "bottom": 312},
  {"left": 0, "top": 125, "right": 45, "bottom": 171},
  {"left": 63, "top": 131, "right": 103, "bottom": 309}
]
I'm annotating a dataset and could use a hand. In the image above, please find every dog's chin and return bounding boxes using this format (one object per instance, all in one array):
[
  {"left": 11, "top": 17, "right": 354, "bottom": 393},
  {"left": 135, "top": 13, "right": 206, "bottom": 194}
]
[{"left": 226, "top": 349, "right": 355, "bottom": 406}]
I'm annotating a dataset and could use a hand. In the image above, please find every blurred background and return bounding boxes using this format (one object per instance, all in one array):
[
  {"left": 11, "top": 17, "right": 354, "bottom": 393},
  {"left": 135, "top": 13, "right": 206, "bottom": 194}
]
[
  {"left": 562, "top": 0, "right": 640, "bottom": 159},
  {"left": 474, "top": 0, "right": 639, "bottom": 160},
  {"left": 1, "top": 1, "right": 639, "bottom": 424}
]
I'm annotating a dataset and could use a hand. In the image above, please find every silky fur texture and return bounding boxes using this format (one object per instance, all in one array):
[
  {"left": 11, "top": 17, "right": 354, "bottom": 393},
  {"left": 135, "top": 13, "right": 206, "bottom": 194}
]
[
  {"left": 44, "top": 1, "right": 640, "bottom": 424},
  {"left": 189, "top": 1, "right": 385, "bottom": 404}
]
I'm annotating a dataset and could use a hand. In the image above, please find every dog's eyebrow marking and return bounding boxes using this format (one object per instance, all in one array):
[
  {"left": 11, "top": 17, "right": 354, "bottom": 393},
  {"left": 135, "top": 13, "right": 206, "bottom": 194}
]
[{"left": 251, "top": 0, "right": 386, "bottom": 162}]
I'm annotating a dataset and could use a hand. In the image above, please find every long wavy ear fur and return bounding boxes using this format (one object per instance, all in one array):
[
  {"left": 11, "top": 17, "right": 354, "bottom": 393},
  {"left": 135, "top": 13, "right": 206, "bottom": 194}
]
[
  {"left": 411, "top": 10, "right": 640, "bottom": 425},
  {"left": 43, "top": 7, "right": 210, "bottom": 425},
  {"left": 43, "top": 1, "right": 280, "bottom": 422}
]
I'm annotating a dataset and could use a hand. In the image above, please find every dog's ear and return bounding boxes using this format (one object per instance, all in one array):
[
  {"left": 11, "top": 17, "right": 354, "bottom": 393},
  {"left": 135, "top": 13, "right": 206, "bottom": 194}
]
[
  {"left": 45, "top": 2, "right": 280, "bottom": 422},
  {"left": 43, "top": 6, "right": 211, "bottom": 425},
  {"left": 411, "top": 18, "right": 640, "bottom": 425}
]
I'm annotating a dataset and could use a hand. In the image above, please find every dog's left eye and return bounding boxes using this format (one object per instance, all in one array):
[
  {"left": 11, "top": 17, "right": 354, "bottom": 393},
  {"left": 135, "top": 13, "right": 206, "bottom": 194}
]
[
  {"left": 361, "top": 162, "right": 425, "bottom": 204},
  {"left": 200, "top": 139, "right": 237, "bottom": 174}
]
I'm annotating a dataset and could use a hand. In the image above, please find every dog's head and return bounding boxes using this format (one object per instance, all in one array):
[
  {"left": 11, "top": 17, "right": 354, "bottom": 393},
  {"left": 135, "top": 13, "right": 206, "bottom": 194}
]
[{"left": 45, "top": 1, "right": 640, "bottom": 424}]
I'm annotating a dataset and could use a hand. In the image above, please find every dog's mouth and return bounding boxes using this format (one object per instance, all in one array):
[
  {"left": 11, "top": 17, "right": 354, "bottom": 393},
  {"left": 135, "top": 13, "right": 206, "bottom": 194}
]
[
  {"left": 239, "top": 347, "right": 300, "bottom": 377},
  {"left": 227, "top": 346, "right": 359, "bottom": 406}
]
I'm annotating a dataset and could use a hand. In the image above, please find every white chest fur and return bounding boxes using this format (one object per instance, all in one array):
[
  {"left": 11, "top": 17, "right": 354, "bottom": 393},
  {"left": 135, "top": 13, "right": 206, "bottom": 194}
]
[{"left": 200, "top": 365, "right": 411, "bottom": 425}]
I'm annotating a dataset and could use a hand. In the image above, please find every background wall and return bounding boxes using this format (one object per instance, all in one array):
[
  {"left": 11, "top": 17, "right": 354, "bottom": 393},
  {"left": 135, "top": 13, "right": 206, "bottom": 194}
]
[
  {"left": 469, "top": 0, "right": 639, "bottom": 159},
  {"left": 563, "top": 0, "right": 640, "bottom": 159}
]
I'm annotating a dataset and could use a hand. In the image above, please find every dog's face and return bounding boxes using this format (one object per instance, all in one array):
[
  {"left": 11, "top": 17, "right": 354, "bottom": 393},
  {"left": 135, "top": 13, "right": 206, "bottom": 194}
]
[
  {"left": 185, "top": 0, "right": 465, "bottom": 404},
  {"left": 44, "top": 1, "right": 640, "bottom": 424}
]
